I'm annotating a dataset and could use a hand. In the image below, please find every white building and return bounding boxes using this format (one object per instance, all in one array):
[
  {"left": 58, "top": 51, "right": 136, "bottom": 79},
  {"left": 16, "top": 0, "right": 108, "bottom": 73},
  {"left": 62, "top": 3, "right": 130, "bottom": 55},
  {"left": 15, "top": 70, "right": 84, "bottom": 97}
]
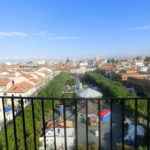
[
  {"left": 79, "top": 62, "right": 88, "bottom": 67},
  {"left": 139, "top": 66, "right": 149, "bottom": 73},
  {"left": 135, "top": 60, "right": 144, "bottom": 67},
  {"left": 39, "top": 121, "right": 75, "bottom": 150}
]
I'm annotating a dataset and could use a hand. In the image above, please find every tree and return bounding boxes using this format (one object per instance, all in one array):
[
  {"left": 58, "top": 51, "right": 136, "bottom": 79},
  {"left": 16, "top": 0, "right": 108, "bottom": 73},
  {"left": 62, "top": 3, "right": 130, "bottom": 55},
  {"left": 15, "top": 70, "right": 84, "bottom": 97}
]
[
  {"left": 144, "top": 56, "right": 150, "bottom": 62},
  {"left": 0, "top": 72, "right": 74, "bottom": 150}
]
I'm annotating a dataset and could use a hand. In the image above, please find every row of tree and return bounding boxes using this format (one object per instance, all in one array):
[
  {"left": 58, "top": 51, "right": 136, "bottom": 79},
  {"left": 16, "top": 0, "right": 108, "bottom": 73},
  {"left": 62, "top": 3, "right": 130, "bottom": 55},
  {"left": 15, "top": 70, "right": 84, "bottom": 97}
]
[
  {"left": 125, "top": 78, "right": 150, "bottom": 97},
  {"left": 0, "top": 72, "right": 73, "bottom": 150},
  {"left": 83, "top": 71, "right": 148, "bottom": 149},
  {"left": 83, "top": 71, "right": 147, "bottom": 115},
  {"left": 83, "top": 71, "right": 135, "bottom": 97}
]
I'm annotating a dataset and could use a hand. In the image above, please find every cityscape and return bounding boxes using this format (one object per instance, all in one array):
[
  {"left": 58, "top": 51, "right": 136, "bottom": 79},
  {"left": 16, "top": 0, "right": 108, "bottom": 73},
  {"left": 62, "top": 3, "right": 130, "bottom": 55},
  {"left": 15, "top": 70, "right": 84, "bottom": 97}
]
[
  {"left": 0, "top": 0, "right": 150, "bottom": 150},
  {"left": 0, "top": 56, "right": 149, "bottom": 149}
]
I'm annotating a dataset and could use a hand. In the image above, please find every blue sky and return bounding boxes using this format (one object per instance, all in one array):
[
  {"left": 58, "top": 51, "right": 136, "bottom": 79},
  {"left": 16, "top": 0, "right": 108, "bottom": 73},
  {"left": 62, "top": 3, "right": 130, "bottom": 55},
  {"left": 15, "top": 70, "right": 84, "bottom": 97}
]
[{"left": 0, "top": 0, "right": 150, "bottom": 58}]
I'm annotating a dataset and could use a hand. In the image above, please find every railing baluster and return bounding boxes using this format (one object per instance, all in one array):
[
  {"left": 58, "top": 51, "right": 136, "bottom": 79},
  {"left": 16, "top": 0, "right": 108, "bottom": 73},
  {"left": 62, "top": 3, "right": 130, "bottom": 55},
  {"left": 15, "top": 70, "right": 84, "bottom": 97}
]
[
  {"left": 63, "top": 99, "right": 67, "bottom": 150},
  {"left": 85, "top": 99, "right": 89, "bottom": 150},
  {"left": 98, "top": 99, "right": 101, "bottom": 150},
  {"left": 41, "top": 99, "right": 46, "bottom": 150},
  {"left": 110, "top": 99, "right": 113, "bottom": 150},
  {"left": 20, "top": 98, "right": 27, "bottom": 150},
  {"left": 1, "top": 96, "right": 150, "bottom": 150},
  {"left": 75, "top": 98, "right": 78, "bottom": 150},
  {"left": 2, "top": 97, "right": 8, "bottom": 150},
  {"left": 121, "top": 100, "right": 125, "bottom": 150},
  {"left": 52, "top": 99, "right": 56, "bottom": 150},
  {"left": 31, "top": 98, "right": 37, "bottom": 150},
  {"left": 147, "top": 99, "right": 150, "bottom": 150},
  {"left": 134, "top": 99, "right": 137, "bottom": 150},
  {"left": 11, "top": 96, "right": 18, "bottom": 150}
]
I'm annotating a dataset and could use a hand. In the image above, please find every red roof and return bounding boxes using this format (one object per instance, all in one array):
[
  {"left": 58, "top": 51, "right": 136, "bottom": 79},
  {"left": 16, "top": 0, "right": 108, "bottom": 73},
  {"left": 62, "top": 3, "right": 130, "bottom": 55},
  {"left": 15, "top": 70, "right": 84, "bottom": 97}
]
[
  {"left": 101, "top": 64, "right": 116, "bottom": 71},
  {"left": 0, "top": 79, "right": 10, "bottom": 86},
  {"left": 8, "top": 81, "right": 33, "bottom": 93}
]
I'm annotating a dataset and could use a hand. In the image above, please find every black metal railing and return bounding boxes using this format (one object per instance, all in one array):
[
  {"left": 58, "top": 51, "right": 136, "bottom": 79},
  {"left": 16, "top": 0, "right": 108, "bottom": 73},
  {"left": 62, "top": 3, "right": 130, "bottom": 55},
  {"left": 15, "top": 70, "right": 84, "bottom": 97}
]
[{"left": 0, "top": 96, "right": 150, "bottom": 150}]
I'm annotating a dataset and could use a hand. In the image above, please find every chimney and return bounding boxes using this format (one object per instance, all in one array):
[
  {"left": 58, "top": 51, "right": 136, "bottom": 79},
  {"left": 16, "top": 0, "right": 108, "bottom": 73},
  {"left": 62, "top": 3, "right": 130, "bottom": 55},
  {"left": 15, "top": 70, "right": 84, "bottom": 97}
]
[{"left": 12, "top": 80, "right": 15, "bottom": 86}]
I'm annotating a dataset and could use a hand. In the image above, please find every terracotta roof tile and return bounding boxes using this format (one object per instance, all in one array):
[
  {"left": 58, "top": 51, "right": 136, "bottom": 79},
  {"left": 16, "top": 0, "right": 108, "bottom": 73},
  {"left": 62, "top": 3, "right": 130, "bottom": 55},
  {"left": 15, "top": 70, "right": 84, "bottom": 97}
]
[
  {"left": 8, "top": 81, "right": 33, "bottom": 93},
  {"left": 0, "top": 79, "right": 10, "bottom": 86}
]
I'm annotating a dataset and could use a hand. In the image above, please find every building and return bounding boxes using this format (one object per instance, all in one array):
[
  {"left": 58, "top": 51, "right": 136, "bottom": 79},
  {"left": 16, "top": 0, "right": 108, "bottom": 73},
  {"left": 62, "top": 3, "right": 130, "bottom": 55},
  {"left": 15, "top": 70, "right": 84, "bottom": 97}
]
[
  {"left": 0, "top": 78, "right": 10, "bottom": 92},
  {"left": 39, "top": 120, "right": 75, "bottom": 150},
  {"left": 139, "top": 66, "right": 149, "bottom": 73},
  {"left": 120, "top": 68, "right": 149, "bottom": 81},
  {"left": 135, "top": 60, "right": 144, "bottom": 67},
  {"left": 0, "top": 65, "right": 55, "bottom": 125},
  {"left": 99, "top": 63, "right": 116, "bottom": 74}
]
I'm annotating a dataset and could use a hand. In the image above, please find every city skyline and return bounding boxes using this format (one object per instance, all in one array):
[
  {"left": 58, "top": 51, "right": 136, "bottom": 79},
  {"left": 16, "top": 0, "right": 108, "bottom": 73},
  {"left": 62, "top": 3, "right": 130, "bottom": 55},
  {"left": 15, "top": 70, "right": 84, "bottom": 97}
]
[{"left": 0, "top": 0, "right": 150, "bottom": 58}]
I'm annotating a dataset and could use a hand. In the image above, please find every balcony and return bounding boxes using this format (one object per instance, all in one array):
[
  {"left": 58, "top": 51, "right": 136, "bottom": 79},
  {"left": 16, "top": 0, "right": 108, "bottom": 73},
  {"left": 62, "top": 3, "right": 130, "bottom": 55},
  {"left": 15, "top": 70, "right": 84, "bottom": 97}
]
[{"left": 0, "top": 96, "right": 149, "bottom": 150}]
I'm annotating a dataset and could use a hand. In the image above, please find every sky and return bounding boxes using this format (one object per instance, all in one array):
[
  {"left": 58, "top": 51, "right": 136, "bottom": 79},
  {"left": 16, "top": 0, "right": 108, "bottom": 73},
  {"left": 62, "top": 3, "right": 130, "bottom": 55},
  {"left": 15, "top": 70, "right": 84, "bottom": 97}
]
[{"left": 0, "top": 0, "right": 150, "bottom": 59}]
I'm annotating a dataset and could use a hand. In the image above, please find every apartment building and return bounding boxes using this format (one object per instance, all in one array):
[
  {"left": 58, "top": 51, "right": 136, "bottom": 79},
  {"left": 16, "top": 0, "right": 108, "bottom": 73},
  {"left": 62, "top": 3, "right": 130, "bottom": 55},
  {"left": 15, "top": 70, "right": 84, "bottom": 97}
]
[{"left": 39, "top": 120, "right": 75, "bottom": 150}]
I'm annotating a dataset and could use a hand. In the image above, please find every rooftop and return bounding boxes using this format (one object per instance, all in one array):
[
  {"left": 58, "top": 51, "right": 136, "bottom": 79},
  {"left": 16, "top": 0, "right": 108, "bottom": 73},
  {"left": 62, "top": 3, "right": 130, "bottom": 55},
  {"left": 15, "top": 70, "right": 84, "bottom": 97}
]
[{"left": 7, "top": 81, "right": 33, "bottom": 93}]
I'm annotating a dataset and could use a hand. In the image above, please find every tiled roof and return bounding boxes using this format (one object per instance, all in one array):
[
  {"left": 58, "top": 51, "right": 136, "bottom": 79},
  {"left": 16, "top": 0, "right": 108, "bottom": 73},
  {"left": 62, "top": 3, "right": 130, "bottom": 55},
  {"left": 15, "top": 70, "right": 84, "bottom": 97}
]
[
  {"left": 101, "top": 64, "right": 116, "bottom": 69},
  {"left": 8, "top": 81, "right": 33, "bottom": 93},
  {"left": 46, "top": 120, "right": 73, "bottom": 128},
  {"left": 22, "top": 73, "right": 40, "bottom": 84},
  {"left": 0, "top": 79, "right": 10, "bottom": 86}
]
